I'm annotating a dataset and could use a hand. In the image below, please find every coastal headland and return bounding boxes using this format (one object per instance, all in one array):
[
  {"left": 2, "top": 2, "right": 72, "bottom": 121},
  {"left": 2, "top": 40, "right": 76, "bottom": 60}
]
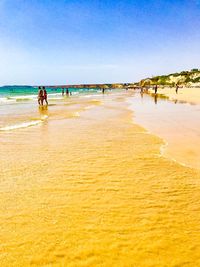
[
  {"left": 47, "top": 83, "right": 130, "bottom": 89},
  {"left": 46, "top": 68, "right": 200, "bottom": 89}
]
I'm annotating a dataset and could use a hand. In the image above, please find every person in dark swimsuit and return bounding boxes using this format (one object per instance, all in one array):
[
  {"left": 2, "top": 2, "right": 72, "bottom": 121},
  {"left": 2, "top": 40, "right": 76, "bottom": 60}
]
[
  {"left": 38, "top": 86, "right": 43, "bottom": 105},
  {"left": 66, "top": 88, "right": 69, "bottom": 96},
  {"left": 43, "top": 86, "right": 48, "bottom": 105}
]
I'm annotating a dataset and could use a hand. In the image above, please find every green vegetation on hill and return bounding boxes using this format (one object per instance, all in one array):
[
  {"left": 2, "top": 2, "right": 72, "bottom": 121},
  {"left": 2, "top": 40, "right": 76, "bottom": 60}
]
[{"left": 139, "top": 69, "right": 200, "bottom": 87}]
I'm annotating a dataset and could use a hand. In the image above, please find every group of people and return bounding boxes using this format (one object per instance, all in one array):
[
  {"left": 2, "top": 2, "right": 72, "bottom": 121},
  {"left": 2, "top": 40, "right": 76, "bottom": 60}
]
[
  {"left": 38, "top": 84, "right": 179, "bottom": 106},
  {"left": 38, "top": 86, "right": 48, "bottom": 106},
  {"left": 61, "top": 87, "right": 106, "bottom": 95},
  {"left": 140, "top": 84, "right": 179, "bottom": 95},
  {"left": 62, "top": 88, "right": 71, "bottom": 96}
]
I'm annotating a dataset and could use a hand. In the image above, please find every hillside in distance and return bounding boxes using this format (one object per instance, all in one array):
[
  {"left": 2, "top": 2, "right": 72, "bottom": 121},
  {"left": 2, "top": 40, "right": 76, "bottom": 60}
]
[
  {"left": 48, "top": 83, "right": 130, "bottom": 89},
  {"left": 139, "top": 69, "right": 200, "bottom": 87},
  {"left": 49, "top": 69, "right": 200, "bottom": 89}
]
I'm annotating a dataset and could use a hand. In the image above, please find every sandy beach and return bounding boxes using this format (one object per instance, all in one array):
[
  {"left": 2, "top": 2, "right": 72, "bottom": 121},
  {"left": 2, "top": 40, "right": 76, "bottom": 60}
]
[
  {"left": 1, "top": 0, "right": 200, "bottom": 265},
  {"left": 149, "top": 87, "right": 200, "bottom": 105},
  {"left": 1, "top": 91, "right": 200, "bottom": 266}
]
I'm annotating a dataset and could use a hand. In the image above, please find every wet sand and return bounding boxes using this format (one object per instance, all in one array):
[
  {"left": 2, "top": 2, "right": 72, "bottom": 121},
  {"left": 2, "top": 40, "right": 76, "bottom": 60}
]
[
  {"left": 149, "top": 87, "right": 200, "bottom": 105},
  {"left": 1, "top": 92, "right": 200, "bottom": 266},
  {"left": 129, "top": 93, "right": 200, "bottom": 170}
]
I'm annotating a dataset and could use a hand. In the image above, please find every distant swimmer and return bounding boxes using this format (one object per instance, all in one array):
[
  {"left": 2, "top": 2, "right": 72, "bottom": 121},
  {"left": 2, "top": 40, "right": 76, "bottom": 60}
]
[
  {"left": 154, "top": 85, "right": 158, "bottom": 94},
  {"left": 176, "top": 84, "right": 179, "bottom": 94},
  {"left": 62, "top": 88, "right": 64, "bottom": 96},
  {"left": 102, "top": 88, "right": 105, "bottom": 94},
  {"left": 66, "top": 88, "right": 69, "bottom": 96},
  {"left": 38, "top": 86, "right": 43, "bottom": 105},
  {"left": 43, "top": 86, "right": 48, "bottom": 105}
]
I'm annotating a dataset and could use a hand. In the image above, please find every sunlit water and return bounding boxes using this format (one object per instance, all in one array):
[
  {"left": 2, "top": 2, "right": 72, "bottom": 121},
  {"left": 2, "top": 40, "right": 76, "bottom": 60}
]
[
  {"left": 0, "top": 86, "right": 109, "bottom": 129},
  {"left": 128, "top": 92, "right": 200, "bottom": 169},
  {"left": 0, "top": 89, "right": 200, "bottom": 266}
]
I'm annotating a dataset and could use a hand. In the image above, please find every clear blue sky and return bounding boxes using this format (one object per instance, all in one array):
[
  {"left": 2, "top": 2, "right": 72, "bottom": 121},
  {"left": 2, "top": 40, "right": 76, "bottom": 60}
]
[{"left": 0, "top": 0, "right": 200, "bottom": 85}]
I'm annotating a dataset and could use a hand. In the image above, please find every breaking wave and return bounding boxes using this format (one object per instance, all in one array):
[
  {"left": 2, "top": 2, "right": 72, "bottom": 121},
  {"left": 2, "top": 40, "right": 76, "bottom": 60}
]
[{"left": 0, "top": 115, "right": 48, "bottom": 131}]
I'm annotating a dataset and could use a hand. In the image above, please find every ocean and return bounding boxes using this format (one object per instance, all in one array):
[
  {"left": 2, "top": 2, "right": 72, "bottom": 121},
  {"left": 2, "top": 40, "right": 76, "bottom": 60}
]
[
  {"left": 0, "top": 85, "right": 101, "bottom": 103},
  {"left": 0, "top": 85, "right": 106, "bottom": 130}
]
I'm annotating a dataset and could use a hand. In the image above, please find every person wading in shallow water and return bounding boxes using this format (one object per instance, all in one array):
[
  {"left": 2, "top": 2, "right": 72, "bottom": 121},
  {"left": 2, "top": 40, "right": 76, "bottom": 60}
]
[
  {"left": 38, "top": 86, "right": 44, "bottom": 105},
  {"left": 43, "top": 86, "right": 48, "bottom": 105},
  {"left": 66, "top": 88, "right": 69, "bottom": 96}
]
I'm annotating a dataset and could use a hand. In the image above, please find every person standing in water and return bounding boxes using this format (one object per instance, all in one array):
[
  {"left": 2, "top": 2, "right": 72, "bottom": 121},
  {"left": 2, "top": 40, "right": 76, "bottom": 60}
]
[
  {"left": 62, "top": 88, "right": 64, "bottom": 96},
  {"left": 102, "top": 88, "right": 105, "bottom": 94},
  {"left": 66, "top": 88, "right": 69, "bottom": 96},
  {"left": 38, "top": 86, "right": 43, "bottom": 105},
  {"left": 43, "top": 86, "right": 48, "bottom": 105}
]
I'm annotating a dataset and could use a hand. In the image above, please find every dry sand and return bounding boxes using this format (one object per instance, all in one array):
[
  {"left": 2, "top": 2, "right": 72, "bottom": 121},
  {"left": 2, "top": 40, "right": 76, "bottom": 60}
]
[{"left": 150, "top": 87, "right": 200, "bottom": 105}]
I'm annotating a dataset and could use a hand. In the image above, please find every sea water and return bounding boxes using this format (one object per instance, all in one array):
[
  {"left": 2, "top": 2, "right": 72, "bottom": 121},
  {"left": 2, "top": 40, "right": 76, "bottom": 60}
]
[
  {"left": 129, "top": 92, "right": 200, "bottom": 169},
  {"left": 0, "top": 85, "right": 101, "bottom": 103},
  {"left": 0, "top": 85, "right": 104, "bottom": 130}
]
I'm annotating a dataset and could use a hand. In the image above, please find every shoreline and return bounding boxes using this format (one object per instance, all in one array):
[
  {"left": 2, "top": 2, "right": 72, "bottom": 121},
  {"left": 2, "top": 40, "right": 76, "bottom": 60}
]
[
  {"left": 1, "top": 89, "right": 199, "bottom": 170},
  {"left": 149, "top": 86, "right": 200, "bottom": 105},
  {"left": 127, "top": 91, "right": 200, "bottom": 170}
]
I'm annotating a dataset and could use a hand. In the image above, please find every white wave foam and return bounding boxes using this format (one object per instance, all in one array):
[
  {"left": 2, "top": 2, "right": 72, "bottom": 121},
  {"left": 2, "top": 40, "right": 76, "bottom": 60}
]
[
  {"left": 0, "top": 93, "right": 62, "bottom": 104},
  {"left": 71, "top": 92, "right": 79, "bottom": 95},
  {"left": 0, "top": 115, "right": 48, "bottom": 131},
  {"left": 82, "top": 94, "right": 102, "bottom": 98},
  {"left": 48, "top": 93, "right": 63, "bottom": 97},
  {"left": 0, "top": 97, "right": 11, "bottom": 103},
  {"left": 8, "top": 94, "right": 37, "bottom": 100},
  {"left": 0, "top": 95, "right": 37, "bottom": 104}
]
